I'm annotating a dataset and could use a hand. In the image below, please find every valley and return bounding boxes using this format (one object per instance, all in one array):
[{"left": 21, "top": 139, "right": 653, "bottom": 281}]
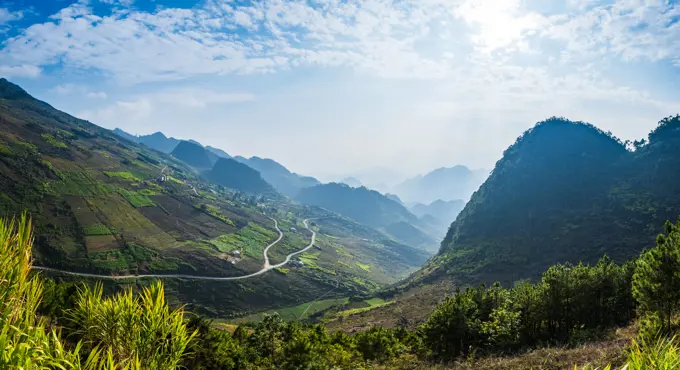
[
  {"left": 0, "top": 78, "right": 427, "bottom": 320},
  {"left": 4, "top": 76, "right": 680, "bottom": 368},
  {"left": 4, "top": 0, "right": 680, "bottom": 367}
]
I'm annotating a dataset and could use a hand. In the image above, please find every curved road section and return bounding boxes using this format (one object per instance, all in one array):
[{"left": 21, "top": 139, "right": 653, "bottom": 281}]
[{"left": 32, "top": 218, "right": 316, "bottom": 281}]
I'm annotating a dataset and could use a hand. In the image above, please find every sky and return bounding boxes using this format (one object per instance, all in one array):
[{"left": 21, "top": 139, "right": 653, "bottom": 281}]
[{"left": 0, "top": 0, "right": 679, "bottom": 183}]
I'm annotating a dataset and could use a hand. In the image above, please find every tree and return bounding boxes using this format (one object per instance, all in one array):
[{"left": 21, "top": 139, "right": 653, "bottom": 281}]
[{"left": 633, "top": 220, "right": 680, "bottom": 332}]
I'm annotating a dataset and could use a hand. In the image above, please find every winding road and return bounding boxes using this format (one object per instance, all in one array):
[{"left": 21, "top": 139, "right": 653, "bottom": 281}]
[{"left": 32, "top": 218, "right": 316, "bottom": 281}]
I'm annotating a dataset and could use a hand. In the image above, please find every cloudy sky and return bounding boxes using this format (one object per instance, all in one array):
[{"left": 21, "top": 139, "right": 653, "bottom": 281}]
[{"left": 1, "top": 0, "right": 679, "bottom": 182}]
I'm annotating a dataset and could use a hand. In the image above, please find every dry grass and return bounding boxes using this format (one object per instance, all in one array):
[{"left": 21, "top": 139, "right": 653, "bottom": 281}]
[{"left": 375, "top": 326, "right": 635, "bottom": 370}]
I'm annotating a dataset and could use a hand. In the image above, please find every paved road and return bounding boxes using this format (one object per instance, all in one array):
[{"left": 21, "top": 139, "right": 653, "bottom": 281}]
[
  {"left": 32, "top": 218, "right": 316, "bottom": 281},
  {"left": 262, "top": 217, "right": 283, "bottom": 269}
]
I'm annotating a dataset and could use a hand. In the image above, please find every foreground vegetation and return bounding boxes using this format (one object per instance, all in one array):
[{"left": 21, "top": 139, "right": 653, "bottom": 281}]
[{"left": 5, "top": 213, "right": 680, "bottom": 369}]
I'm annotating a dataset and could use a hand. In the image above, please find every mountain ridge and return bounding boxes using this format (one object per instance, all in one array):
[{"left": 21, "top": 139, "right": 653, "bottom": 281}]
[
  {"left": 393, "top": 165, "right": 488, "bottom": 204},
  {"left": 418, "top": 116, "right": 680, "bottom": 286},
  {"left": 296, "top": 183, "right": 438, "bottom": 252}
]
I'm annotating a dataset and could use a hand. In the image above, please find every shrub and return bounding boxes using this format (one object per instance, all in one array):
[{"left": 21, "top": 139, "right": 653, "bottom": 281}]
[{"left": 41, "top": 133, "right": 68, "bottom": 149}]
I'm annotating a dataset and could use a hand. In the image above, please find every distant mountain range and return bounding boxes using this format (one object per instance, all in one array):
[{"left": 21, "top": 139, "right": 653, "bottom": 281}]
[
  {"left": 171, "top": 141, "right": 214, "bottom": 169},
  {"left": 113, "top": 129, "right": 320, "bottom": 198},
  {"left": 341, "top": 177, "right": 362, "bottom": 188},
  {"left": 234, "top": 156, "right": 320, "bottom": 198},
  {"left": 296, "top": 183, "right": 438, "bottom": 252},
  {"left": 205, "top": 146, "right": 231, "bottom": 159},
  {"left": 410, "top": 199, "right": 465, "bottom": 225},
  {"left": 206, "top": 158, "right": 276, "bottom": 195},
  {"left": 392, "top": 165, "right": 488, "bottom": 204}
]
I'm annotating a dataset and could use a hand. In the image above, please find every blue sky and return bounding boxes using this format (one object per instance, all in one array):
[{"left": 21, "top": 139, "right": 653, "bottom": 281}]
[{"left": 1, "top": 0, "right": 679, "bottom": 183}]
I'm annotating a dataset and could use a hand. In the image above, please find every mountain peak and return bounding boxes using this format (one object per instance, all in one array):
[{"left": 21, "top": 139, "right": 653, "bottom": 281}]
[
  {"left": 0, "top": 78, "right": 34, "bottom": 101},
  {"left": 171, "top": 140, "right": 212, "bottom": 169},
  {"left": 148, "top": 132, "right": 169, "bottom": 139}
]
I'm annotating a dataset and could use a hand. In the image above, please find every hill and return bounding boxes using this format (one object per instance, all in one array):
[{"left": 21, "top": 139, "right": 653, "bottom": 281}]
[
  {"left": 171, "top": 140, "right": 214, "bottom": 169},
  {"left": 342, "top": 177, "right": 363, "bottom": 187},
  {"left": 385, "top": 193, "right": 405, "bottom": 206},
  {"left": 393, "top": 165, "right": 487, "bottom": 204},
  {"left": 112, "top": 129, "right": 181, "bottom": 154},
  {"left": 296, "top": 183, "right": 438, "bottom": 251},
  {"left": 138, "top": 132, "right": 181, "bottom": 153},
  {"left": 328, "top": 116, "right": 680, "bottom": 331},
  {"left": 206, "top": 158, "right": 276, "bottom": 195},
  {"left": 297, "top": 183, "right": 416, "bottom": 229},
  {"left": 419, "top": 116, "right": 680, "bottom": 286},
  {"left": 234, "top": 156, "right": 320, "bottom": 198},
  {"left": 206, "top": 145, "right": 231, "bottom": 159},
  {"left": 0, "top": 78, "right": 427, "bottom": 318},
  {"left": 112, "top": 128, "right": 139, "bottom": 143},
  {"left": 410, "top": 199, "right": 465, "bottom": 224}
]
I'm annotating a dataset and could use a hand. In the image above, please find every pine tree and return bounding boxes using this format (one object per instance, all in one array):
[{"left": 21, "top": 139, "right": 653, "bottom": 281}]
[{"left": 633, "top": 220, "right": 680, "bottom": 332}]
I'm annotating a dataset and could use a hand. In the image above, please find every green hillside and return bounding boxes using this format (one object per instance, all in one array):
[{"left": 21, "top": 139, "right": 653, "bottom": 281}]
[
  {"left": 234, "top": 155, "right": 320, "bottom": 197},
  {"left": 0, "top": 78, "right": 426, "bottom": 318},
  {"left": 412, "top": 116, "right": 680, "bottom": 287}
]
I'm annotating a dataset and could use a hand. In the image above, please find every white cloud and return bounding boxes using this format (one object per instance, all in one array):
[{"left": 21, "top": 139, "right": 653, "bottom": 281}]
[
  {"left": 0, "top": 0, "right": 458, "bottom": 83},
  {"left": 51, "top": 84, "right": 107, "bottom": 99},
  {"left": 153, "top": 89, "right": 255, "bottom": 108},
  {"left": 452, "top": 0, "right": 548, "bottom": 53},
  {"left": 86, "top": 91, "right": 108, "bottom": 99},
  {"left": 0, "top": 65, "right": 41, "bottom": 78},
  {"left": 51, "top": 84, "right": 77, "bottom": 95},
  {"left": 1, "top": 0, "right": 678, "bottom": 85},
  {"left": 0, "top": 8, "right": 23, "bottom": 26},
  {"left": 79, "top": 98, "right": 152, "bottom": 125},
  {"left": 545, "top": 1, "right": 680, "bottom": 63},
  {"left": 77, "top": 88, "right": 254, "bottom": 130},
  {"left": 98, "top": 0, "right": 135, "bottom": 6}
]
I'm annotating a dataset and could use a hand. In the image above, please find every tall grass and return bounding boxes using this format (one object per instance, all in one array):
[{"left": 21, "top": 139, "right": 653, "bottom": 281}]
[
  {"left": 0, "top": 214, "right": 196, "bottom": 369},
  {"left": 70, "top": 281, "right": 197, "bottom": 369},
  {"left": 0, "top": 214, "right": 84, "bottom": 368},
  {"left": 626, "top": 335, "right": 680, "bottom": 370},
  {"left": 576, "top": 336, "right": 680, "bottom": 370}
]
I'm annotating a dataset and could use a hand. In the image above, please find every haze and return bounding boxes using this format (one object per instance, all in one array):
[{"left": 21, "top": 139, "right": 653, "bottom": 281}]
[{"left": 1, "top": 0, "right": 679, "bottom": 181}]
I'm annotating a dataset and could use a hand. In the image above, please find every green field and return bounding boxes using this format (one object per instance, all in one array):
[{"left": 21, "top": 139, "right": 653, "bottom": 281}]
[
  {"left": 52, "top": 172, "right": 111, "bottom": 196},
  {"left": 355, "top": 262, "right": 372, "bottom": 272},
  {"left": 209, "top": 223, "right": 277, "bottom": 259},
  {"left": 231, "top": 297, "right": 349, "bottom": 323},
  {"left": 104, "top": 171, "right": 141, "bottom": 182},
  {"left": 335, "top": 298, "right": 394, "bottom": 317},
  {"left": 83, "top": 224, "right": 114, "bottom": 236},
  {"left": 117, "top": 188, "right": 155, "bottom": 207}
]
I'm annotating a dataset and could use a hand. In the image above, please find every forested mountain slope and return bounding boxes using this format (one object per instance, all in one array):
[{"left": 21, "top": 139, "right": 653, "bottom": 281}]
[{"left": 421, "top": 116, "right": 680, "bottom": 285}]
